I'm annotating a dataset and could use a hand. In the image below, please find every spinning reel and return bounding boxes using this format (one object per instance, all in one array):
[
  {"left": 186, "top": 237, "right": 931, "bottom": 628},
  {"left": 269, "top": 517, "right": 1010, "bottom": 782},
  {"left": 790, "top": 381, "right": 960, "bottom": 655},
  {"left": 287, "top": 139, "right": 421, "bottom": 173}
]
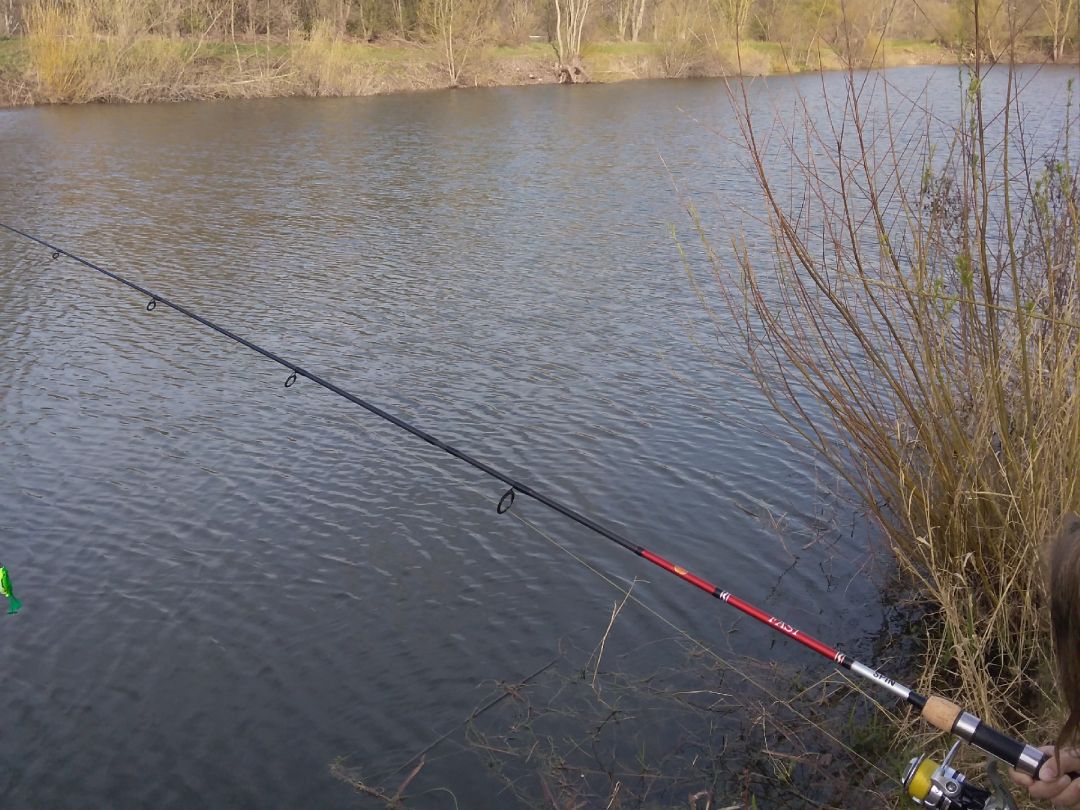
[{"left": 904, "top": 741, "right": 1018, "bottom": 810}]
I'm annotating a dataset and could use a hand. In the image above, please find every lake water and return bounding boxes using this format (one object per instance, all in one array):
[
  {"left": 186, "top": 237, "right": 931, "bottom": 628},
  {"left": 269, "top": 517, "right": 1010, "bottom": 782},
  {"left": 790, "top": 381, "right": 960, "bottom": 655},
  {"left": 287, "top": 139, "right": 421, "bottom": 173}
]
[{"left": 1, "top": 65, "right": 1075, "bottom": 808}]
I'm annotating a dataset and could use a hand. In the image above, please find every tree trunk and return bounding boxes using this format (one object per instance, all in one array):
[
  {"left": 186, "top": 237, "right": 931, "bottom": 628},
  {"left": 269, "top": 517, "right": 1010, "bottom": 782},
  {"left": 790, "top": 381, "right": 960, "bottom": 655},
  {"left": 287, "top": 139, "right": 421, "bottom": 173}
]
[
  {"left": 554, "top": 56, "right": 590, "bottom": 82},
  {"left": 615, "top": 0, "right": 630, "bottom": 41},
  {"left": 554, "top": 0, "right": 566, "bottom": 62},
  {"left": 631, "top": 0, "right": 645, "bottom": 41}
]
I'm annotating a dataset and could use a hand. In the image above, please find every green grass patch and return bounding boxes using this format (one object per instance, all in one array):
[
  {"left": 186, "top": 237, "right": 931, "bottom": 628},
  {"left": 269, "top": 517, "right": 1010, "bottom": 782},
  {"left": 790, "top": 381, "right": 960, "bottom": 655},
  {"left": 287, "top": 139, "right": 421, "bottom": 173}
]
[
  {"left": 0, "top": 37, "right": 28, "bottom": 74},
  {"left": 582, "top": 40, "right": 659, "bottom": 57},
  {"left": 485, "top": 42, "right": 552, "bottom": 59},
  {"left": 319, "top": 41, "right": 427, "bottom": 64},
  {"left": 583, "top": 41, "right": 661, "bottom": 81},
  {"left": 879, "top": 38, "right": 952, "bottom": 66},
  {"left": 187, "top": 39, "right": 427, "bottom": 64},
  {"left": 197, "top": 41, "right": 288, "bottom": 60}
]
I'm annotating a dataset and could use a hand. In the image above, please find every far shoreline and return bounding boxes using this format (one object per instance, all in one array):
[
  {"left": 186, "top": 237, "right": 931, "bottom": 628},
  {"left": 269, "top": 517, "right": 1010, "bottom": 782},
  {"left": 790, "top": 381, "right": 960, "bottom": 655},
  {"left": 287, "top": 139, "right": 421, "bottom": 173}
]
[{"left": 0, "top": 36, "right": 967, "bottom": 109}]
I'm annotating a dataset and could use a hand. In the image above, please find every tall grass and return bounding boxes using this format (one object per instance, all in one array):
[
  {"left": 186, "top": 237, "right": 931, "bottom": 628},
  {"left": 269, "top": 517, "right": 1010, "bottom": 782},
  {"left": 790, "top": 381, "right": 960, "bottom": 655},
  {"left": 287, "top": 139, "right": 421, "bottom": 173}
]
[
  {"left": 26, "top": 3, "right": 102, "bottom": 102},
  {"left": 22, "top": 0, "right": 450, "bottom": 102},
  {"left": 690, "top": 38, "right": 1080, "bottom": 745},
  {"left": 25, "top": 1, "right": 223, "bottom": 102},
  {"left": 291, "top": 22, "right": 451, "bottom": 94},
  {"left": 291, "top": 19, "right": 377, "bottom": 95}
]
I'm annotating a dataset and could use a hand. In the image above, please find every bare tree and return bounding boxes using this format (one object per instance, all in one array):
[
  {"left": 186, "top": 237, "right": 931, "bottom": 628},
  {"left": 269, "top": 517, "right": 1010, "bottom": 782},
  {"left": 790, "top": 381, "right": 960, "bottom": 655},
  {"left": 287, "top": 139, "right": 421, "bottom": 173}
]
[
  {"left": 3, "top": 0, "right": 22, "bottom": 35},
  {"left": 714, "top": 0, "right": 752, "bottom": 38},
  {"left": 1040, "top": 0, "right": 1076, "bottom": 60},
  {"left": 420, "top": 0, "right": 490, "bottom": 84},
  {"left": 552, "top": 0, "right": 591, "bottom": 76},
  {"left": 505, "top": 0, "right": 535, "bottom": 40},
  {"left": 614, "top": 0, "right": 646, "bottom": 40},
  {"left": 822, "top": 0, "right": 896, "bottom": 66},
  {"left": 954, "top": 0, "right": 1030, "bottom": 60},
  {"left": 322, "top": 0, "right": 354, "bottom": 35}
]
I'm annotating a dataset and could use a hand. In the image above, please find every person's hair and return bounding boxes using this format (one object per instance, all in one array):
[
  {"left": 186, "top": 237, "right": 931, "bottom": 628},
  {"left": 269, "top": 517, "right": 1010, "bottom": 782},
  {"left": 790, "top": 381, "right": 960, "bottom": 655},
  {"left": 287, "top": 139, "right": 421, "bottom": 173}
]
[{"left": 1050, "top": 512, "right": 1080, "bottom": 751}]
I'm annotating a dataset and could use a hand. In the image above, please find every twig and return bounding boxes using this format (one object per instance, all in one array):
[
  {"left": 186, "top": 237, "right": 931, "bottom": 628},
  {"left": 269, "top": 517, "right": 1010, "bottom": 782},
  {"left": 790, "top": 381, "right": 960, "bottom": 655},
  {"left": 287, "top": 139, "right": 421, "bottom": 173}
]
[
  {"left": 591, "top": 580, "right": 638, "bottom": 691},
  {"left": 391, "top": 756, "right": 426, "bottom": 802},
  {"left": 388, "top": 657, "right": 559, "bottom": 777}
]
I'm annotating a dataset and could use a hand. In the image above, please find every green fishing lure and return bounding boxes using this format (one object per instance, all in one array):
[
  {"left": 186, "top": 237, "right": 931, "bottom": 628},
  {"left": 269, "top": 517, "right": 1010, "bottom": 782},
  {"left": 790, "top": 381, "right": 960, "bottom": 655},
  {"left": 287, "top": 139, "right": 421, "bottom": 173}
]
[{"left": 0, "top": 566, "right": 21, "bottom": 614}]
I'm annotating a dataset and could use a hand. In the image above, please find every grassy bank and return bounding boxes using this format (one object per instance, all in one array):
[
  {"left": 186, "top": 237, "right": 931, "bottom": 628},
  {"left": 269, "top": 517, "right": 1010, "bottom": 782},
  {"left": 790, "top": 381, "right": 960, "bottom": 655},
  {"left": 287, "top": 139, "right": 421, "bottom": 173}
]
[{"left": 0, "top": 30, "right": 954, "bottom": 107}]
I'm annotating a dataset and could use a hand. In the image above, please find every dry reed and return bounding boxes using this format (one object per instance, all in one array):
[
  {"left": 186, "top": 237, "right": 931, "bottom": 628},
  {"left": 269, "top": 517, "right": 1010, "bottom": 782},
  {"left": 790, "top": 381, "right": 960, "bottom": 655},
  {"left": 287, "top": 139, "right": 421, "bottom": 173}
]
[{"left": 688, "top": 17, "right": 1080, "bottom": 760}]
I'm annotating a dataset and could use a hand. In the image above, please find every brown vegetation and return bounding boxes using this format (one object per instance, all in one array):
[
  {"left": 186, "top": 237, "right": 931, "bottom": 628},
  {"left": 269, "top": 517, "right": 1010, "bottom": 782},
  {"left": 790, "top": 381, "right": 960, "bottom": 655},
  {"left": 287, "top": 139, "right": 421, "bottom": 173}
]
[
  {"left": 0, "top": 0, "right": 1070, "bottom": 105},
  {"left": 685, "top": 0, "right": 1080, "bottom": 791}
]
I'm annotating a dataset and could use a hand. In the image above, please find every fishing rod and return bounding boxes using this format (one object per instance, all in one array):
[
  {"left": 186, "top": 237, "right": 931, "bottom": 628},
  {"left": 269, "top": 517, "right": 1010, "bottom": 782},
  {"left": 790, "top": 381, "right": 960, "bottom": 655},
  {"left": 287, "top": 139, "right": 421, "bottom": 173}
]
[{"left": 0, "top": 221, "right": 1063, "bottom": 808}]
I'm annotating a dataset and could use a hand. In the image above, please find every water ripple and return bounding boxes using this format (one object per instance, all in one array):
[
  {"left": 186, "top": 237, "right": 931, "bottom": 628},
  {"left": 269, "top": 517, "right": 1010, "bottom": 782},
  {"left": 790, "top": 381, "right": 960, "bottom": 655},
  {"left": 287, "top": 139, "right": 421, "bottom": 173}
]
[{"left": 5, "top": 66, "right": 1069, "bottom": 807}]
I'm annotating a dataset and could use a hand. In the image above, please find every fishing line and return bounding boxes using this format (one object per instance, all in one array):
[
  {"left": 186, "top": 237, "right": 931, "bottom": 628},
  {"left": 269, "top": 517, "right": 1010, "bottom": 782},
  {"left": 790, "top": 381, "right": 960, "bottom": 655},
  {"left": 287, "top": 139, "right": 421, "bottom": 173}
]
[
  {"left": 0, "top": 222, "right": 1062, "bottom": 790},
  {"left": 381, "top": 656, "right": 559, "bottom": 782},
  {"left": 351, "top": 418, "right": 896, "bottom": 785},
  {"left": 500, "top": 502, "right": 901, "bottom": 786}
]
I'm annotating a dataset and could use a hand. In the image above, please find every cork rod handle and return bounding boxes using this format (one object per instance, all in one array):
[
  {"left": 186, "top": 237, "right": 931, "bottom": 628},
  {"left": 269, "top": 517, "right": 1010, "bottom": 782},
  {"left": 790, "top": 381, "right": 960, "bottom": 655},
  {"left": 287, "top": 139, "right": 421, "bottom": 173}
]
[{"left": 921, "top": 696, "right": 962, "bottom": 734}]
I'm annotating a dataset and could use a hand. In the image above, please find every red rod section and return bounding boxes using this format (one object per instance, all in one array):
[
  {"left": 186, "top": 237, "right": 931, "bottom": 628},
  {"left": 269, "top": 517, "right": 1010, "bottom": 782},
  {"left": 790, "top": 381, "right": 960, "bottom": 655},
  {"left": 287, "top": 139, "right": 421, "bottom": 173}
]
[{"left": 639, "top": 548, "right": 846, "bottom": 665}]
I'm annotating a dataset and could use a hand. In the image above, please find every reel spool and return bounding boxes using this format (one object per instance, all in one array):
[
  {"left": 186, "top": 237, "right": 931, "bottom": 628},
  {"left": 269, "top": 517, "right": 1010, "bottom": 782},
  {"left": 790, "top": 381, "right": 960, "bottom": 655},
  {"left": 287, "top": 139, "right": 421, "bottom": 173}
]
[{"left": 904, "top": 741, "right": 1017, "bottom": 810}]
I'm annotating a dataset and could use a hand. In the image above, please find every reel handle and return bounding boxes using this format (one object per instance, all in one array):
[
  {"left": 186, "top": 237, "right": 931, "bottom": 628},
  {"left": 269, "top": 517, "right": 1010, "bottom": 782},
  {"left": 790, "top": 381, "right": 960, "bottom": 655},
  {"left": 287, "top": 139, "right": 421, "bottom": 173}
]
[{"left": 922, "top": 696, "right": 1080, "bottom": 781}]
